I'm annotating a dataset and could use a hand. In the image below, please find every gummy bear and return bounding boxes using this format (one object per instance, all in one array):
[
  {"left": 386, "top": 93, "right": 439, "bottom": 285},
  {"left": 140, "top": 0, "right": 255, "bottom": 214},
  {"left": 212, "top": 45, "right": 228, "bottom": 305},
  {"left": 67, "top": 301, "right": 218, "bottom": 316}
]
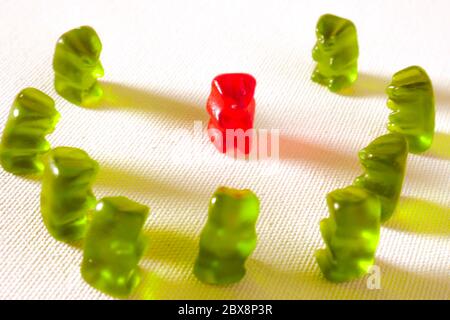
[
  {"left": 194, "top": 187, "right": 259, "bottom": 285},
  {"left": 386, "top": 66, "right": 435, "bottom": 153},
  {"left": 206, "top": 73, "right": 256, "bottom": 155},
  {"left": 312, "top": 14, "right": 359, "bottom": 92},
  {"left": 316, "top": 186, "right": 381, "bottom": 282},
  {"left": 41, "top": 147, "right": 98, "bottom": 242},
  {"left": 81, "top": 196, "right": 149, "bottom": 297},
  {"left": 0, "top": 88, "right": 60, "bottom": 175},
  {"left": 353, "top": 133, "right": 408, "bottom": 222},
  {"left": 53, "top": 26, "right": 104, "bottom": 106}
]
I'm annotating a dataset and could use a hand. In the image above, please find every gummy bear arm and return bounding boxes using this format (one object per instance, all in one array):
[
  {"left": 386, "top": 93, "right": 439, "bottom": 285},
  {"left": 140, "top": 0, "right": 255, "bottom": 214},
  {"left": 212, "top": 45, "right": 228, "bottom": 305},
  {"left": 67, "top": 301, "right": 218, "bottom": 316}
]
[
  {"left": 329, "top": 49, "right": 358, "bottom": 70},
  {"left": 320, "top": 218, "right": 335, "bottom": 248},
  {"left": 312, "top": 44, "right": 322, "bottom": 61}
]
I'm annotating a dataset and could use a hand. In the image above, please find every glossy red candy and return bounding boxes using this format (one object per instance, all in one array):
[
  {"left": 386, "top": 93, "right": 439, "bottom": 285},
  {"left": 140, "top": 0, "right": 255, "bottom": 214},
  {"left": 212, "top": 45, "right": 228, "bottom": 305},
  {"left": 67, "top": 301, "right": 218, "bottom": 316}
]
[{"left": 206, "top": 73, "right": 256, "bottom": 154}]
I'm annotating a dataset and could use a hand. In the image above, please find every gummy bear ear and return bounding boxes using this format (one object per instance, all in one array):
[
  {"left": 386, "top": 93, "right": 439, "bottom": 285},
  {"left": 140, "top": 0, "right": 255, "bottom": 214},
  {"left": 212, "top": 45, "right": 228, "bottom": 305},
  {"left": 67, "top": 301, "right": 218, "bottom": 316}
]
[
  {"left": 316, "top": 14, "right": 337, "bottom": 40},
  {"left": 212, "top": 73, "right": 256, "bottom": 109}
]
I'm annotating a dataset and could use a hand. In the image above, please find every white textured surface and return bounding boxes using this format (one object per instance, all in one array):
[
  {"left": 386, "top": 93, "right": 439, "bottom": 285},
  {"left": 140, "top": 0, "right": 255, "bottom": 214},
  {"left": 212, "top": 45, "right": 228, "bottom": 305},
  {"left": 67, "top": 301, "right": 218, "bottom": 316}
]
[{"left": 0, "top": 0, "right": 449, "bottom": 300}]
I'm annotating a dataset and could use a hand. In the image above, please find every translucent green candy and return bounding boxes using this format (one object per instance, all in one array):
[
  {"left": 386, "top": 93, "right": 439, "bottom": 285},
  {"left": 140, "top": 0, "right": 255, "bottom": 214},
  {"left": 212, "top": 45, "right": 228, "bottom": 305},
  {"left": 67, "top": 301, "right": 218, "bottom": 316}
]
[
  {"left": 194, "top": 187, "right": 260, "bottom": 285},
  {"left": 81, "top": 197, "right": 149, "bottom": 297},
  {"left": 40, "top": 147, "right": 98, "bottom": 242},
  {"left": 53, "top": 26, "right": 104, "bottom": 106},
  {"left": 316, "top": 186, "right": 381, "bottom": 283},
  {"left": 387, "top": 66, "right": 435, "bottom": 153},
  {"left": 354, "top": 133, "right": 408, "bottom": 222},
  {"left": 0, "top": 88, "right": 60, "bottom": 175},
  {"left": 312, "top": 14, "right": 359, "bottom": 92}
]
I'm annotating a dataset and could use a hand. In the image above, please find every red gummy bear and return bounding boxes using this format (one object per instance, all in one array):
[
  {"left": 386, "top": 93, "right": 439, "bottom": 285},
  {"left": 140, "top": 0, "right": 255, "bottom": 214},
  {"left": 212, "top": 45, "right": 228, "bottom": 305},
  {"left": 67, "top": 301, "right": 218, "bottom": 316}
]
[{"left": 206, "top": 73, "right": 256, "bottom": 155}]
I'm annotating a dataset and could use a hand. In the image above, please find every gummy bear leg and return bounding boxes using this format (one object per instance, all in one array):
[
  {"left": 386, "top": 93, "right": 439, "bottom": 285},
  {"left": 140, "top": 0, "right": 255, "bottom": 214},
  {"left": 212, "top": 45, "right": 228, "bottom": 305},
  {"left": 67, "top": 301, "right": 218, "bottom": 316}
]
[
  {"left": 55, "top": 78, "right": 83, "bottom": 105},
  {"left": 311, "top": 67, "right": 328, "bottom": 86},
  {"left": 194, "top": 256, "right": 246, "bottom": 285},
  {"left": 43, "top": 215, "right": 88, "bottom": 242},
  {"left": 328, "top": 76, "right": 352, "bottom": 92},
  {"left": 81, "top": 82, "right": 104, "bottom": 106},
  {"left": 315, "top": 248, "right": 339, "bottom": 281},
  {"left": 81, "top": 260, "right": 141, "bottom": 297},
  {"left": 316, "top": 249, "right": 366, "bottom": 282}
]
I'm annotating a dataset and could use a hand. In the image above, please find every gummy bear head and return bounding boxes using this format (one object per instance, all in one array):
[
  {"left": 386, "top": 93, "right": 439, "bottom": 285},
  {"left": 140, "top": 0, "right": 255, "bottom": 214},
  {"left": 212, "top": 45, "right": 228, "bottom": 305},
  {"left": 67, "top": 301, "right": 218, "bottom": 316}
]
[
  {"left": 208, "top": 187, "right": 260, "bottom": 230},
  {"left": 212, "top": 73, "right": 256, "bottom": 110},
  {"left": 315, "top": 14, "right": 357, "bottom": 54},
  {"left": 358, "top": 133, "right": 408, "bottom": 173}
]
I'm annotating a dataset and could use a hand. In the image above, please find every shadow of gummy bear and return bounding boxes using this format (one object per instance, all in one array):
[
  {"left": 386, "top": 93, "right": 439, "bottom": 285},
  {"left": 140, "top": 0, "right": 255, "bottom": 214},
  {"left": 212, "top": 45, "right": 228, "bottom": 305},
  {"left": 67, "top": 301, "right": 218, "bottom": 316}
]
[
  {"left": 423, "top": 132, "right": 450, "bottom": 160},
  {"left": 90, "top": 81, "right": 206, "bottom": 124},
  {"left": 384, "top": 196, "right": 450, "bottom": 235},
  {"left": 435, "top": 85, "right": 450, "bottom": 109},
  {"left": 339, "top": 72, "right": 388, "bottom": 97}
]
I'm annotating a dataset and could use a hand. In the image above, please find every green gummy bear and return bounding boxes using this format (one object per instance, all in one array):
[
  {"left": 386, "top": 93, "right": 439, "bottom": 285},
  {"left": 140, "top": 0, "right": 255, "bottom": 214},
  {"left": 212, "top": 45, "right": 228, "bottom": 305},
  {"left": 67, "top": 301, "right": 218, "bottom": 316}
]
[
  {"left": 354, "top": 133, "right": 408, "bottom": 222},
  {"left": 81, "top": 196, "right": 149, "bottom": 297},
  {"left": 386, "top": 65, "right": 435, "bottom": 153},
  {"left": 0, "top": 88, "right": 60, "bottom": 175},
  {"left": 194, "top": 187, "right": 260, "bottom": 285},
  {"left": 53, "top": 26, "right": 104, "bottom": 106},
  {"left": 312, "top": 14, "right": 359, "bottom": 92},
  {"left": 316, "top": 186, "right": 381, "bottom": 283},
  {"left": 40, "top": 147, "right": 98, "bottom": 242}
]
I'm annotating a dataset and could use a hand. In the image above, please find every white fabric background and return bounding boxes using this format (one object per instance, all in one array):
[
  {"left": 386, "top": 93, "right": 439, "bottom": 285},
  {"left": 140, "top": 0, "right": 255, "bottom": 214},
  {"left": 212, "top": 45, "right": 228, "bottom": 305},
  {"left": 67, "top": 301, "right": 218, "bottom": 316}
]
[{"left": 0, "top": 0, "right": 449, "bottom": 300}]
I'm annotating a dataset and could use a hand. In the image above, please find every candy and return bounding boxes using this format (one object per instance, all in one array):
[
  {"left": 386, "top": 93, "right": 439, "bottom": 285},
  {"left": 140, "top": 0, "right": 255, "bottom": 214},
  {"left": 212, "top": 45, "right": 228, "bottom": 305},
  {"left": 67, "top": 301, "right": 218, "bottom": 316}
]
[
  {"left": 40, "top": 147, "right": 98, "bottom": 242},
  {"left": 386, "top": 66, "right": 435, "bottom": 153},
  {"left": 206, "top": 73, "right": 256, "bottom": 155},
  {"left": 353, "top": 133, "right": 408, "bottom": 222},
  {"left": 81, "top": 196, "right": 149, "bottom": 297},
  {"left": 316, "top": 186, "right": 381, "bottom": 282},
  {"left": 312, "top": 14, "right": 359, "bottom": 92},
  {"left": 53, "top": 26, "right": 104, "bottom": 106},
  {"left": 0, "top": 88, "right": 60, "bottom": 175},
  {"left": 194, "top": 187, "right": 259, "bottom": 285}
]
